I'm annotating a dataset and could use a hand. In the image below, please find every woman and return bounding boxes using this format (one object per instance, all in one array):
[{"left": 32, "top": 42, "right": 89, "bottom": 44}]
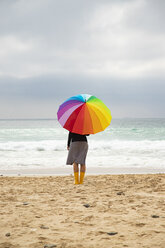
[{"left": 66, "top": 132, "right": 89, "bottom": 184}]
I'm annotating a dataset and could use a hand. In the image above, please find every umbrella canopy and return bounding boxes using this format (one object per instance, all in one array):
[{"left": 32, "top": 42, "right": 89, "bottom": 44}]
[{"left": 57, "top": 94, "right": 112, "bottom": 135}]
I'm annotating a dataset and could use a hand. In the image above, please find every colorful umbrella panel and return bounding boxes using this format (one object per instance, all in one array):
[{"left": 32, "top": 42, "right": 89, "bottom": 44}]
[{"left": 57, "top": 94, "right": 112, "bottom": 135}]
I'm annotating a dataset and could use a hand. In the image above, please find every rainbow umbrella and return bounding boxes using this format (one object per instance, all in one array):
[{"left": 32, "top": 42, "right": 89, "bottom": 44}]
[{"left": 57, "top": 94, "right": 112, "bottom": 135}]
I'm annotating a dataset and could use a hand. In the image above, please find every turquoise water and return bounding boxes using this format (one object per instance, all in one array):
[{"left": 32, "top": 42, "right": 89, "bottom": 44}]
[
  {"left": 0, "top": 118, "right": 164, "bottom": 141},
  {"left": 0, "top": 118, "right": 165, "bottom": 170}
]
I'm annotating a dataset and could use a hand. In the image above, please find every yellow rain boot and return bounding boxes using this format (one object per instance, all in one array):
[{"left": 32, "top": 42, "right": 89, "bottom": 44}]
[
  {"left": 74, "top": 172, "right": 79, "bottom": 184},
  {"left": 80, "top": 172, "right": 85, "bottom": 184}
]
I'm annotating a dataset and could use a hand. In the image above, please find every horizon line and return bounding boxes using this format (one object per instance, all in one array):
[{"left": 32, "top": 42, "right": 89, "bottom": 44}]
[{"left": 0, "top": 117, "right": 164, "bottom": 121}]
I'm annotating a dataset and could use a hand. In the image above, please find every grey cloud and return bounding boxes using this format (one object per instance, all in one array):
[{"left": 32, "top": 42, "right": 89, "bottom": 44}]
[
  {"left": 125, "top": 0, "right": 165, "bottom": 34},
  {"left": 0, "top": 74, "right": 164, "bottom": 118},
  {"left": 0, "top": 0, "right": 94, "bottom": 36},
  {"left": 0, "top": 74, "right": 164, "bottom": 104},
  {"left": 0, "top": 0, "right": 165, "bottom": 77},
  {"left": 0, "top": 0, "right": 164, "bottom": 118}
]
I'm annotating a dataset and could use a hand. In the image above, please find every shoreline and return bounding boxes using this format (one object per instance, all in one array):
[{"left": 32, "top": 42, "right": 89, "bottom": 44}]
[{"left": 0, "top": 166, "right": 164, "bottom": 176}]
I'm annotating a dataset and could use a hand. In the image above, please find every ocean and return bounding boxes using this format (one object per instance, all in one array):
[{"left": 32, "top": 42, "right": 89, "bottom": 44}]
[{"left": 0, "top": 118, "right": 165, "bottom": 172}]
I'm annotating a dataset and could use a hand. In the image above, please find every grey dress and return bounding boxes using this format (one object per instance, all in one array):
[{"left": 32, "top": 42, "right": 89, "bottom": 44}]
[{"left": 66, "top": 132, "right": 89, "bottom": 165}]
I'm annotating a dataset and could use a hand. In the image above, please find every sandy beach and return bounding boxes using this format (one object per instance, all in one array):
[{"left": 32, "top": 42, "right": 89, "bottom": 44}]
[{"left": 0, "top": 174, "right": 165, "bottom": 248}]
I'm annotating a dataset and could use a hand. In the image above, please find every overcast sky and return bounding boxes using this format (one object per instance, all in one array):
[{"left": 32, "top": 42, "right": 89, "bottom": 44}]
[{"left": 0, "top": 0, "right": 165, "bottom": 118}]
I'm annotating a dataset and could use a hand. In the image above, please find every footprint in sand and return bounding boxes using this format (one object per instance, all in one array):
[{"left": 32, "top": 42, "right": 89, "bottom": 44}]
[
  {"left": 0, "top": 242, "right": 20, "bottom": 248},
  {"left": 135, "top": 223, "right": 146, "bottom": 227}
]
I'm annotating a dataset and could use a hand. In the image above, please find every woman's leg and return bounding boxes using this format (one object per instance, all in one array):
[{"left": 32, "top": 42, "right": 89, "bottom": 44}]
[
  {"left": 80, "top": 164, "right": 86, "bottom": 184},
  {"left": 73, "top": 162, "right": 79, "bottom": 184},
  {"left": 80, "top": 164, "right": 86, "bottom": 172},
  {"left": 73, "top": 162, "right": 79, "bottom": 172}
]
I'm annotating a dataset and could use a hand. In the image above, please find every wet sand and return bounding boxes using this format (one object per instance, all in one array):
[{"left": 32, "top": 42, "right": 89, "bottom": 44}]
[
  {"left": 0, "top": 174, "right": 165, "bottom": 248},
  {"left": 0, "top": 166, "right": 164, "bottom": 176}
]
